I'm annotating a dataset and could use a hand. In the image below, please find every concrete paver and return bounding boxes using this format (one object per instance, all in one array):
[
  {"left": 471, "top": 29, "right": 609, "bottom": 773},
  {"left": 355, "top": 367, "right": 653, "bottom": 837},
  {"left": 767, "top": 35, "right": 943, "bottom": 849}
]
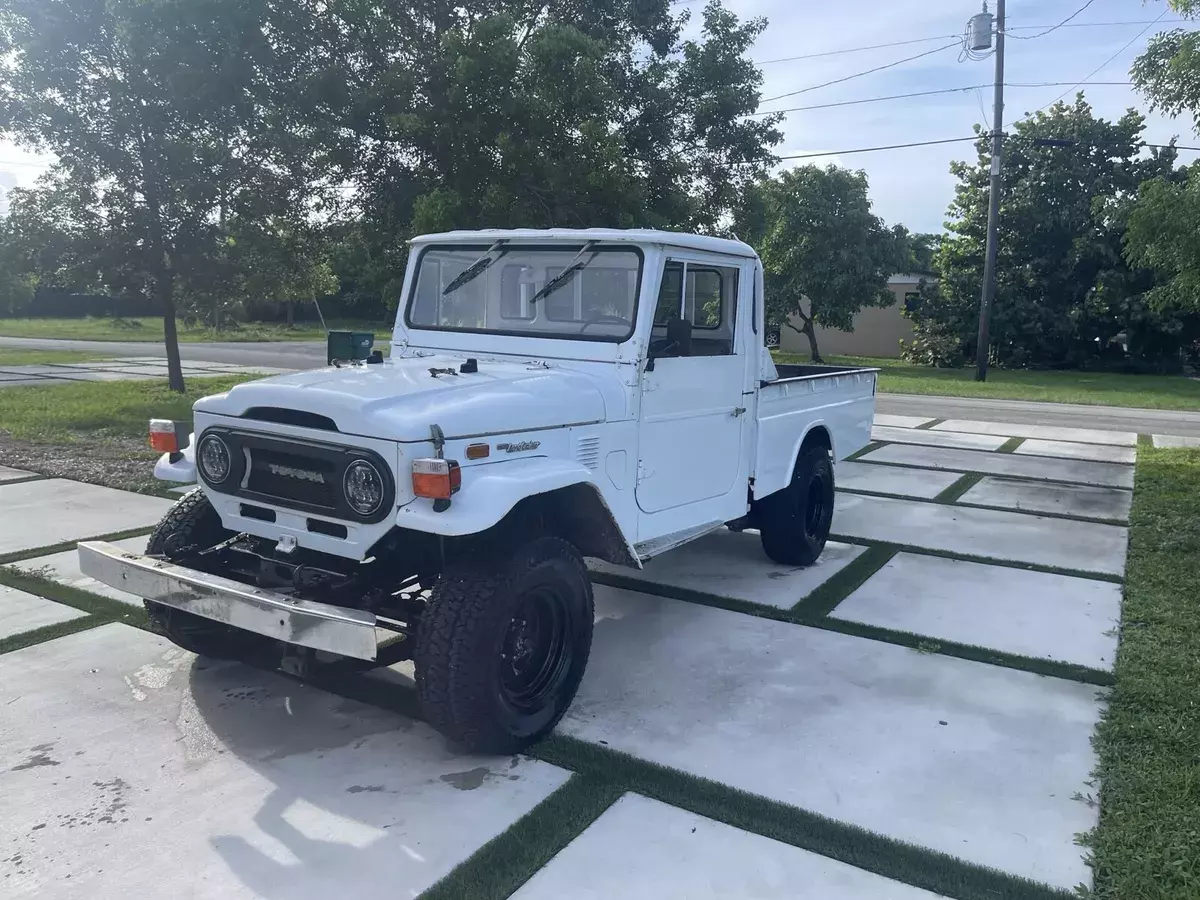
[
  {"left": 589, "top": 531, "right": 866, "bottom": 610},
  {"left": 933, "top": 420, "right": 1136, "bottom": 447},
  {"left": 833, "top": 492, "right": 1127, "bottom": 576},
  {"left": 0, "top": 465, "right": 34, "bottom": 482},
  {"left": 0, "top": 624, "right": 570, "bottom": 898},
  {"left": 0, "top": 479, "right": 172, "bottom": 556},
  {"left": 563, "top": 586, "right": 1102, "bottom": 889},
  {"left": 1014, "top": 439, "right": 1136, "bottom": 464},
  {"left": 831, "top": 553, "right": 1121, "bottom": 670},
  {"left": 871, "top": 424, "right": 1009, "bottom": 451},
  {"left": 835, "top": 460, "right": 961, "bottom": 499},
  {"left": 7, "top": 535, "right": 150, "bottom": 607},
  {"left": 860, "top": 443, "right": 1134, "bottom": 489},
  {"left": 872, "top": 414, "right": 935, "bottom": 429},
  {"left": 512, "top": 794, "right": 943, "bottom": 900},
  {"left": 1152, "top": 434, "right": 1200, "bottom": 448},
  {"left": 0, "top": 585, "right": 87, "bottom": 639},
  {"left": 960, "top": 476, "right": 1132, "bottom": 522}
]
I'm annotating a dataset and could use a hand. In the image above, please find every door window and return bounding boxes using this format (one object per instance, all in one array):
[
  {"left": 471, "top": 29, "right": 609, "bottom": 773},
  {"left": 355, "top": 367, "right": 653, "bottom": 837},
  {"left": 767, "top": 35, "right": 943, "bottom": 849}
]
[{"left": 651, "top": 261, "right": 739, "bottom": 356}]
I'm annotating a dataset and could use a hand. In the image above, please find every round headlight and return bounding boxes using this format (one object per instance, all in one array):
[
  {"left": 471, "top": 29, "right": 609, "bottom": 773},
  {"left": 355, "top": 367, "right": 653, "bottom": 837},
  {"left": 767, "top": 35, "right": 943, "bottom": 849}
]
[
  {"left": 344, "top": 459, "right": 384, "bottom": 516},
  {"left": 197, "top": 434, "right": 231, "bottom": 483}
]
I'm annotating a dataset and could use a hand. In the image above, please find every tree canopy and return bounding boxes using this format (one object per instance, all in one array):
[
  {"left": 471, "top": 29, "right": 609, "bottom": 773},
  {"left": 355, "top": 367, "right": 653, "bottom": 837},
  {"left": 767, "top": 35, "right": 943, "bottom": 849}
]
[
  {"left": 737, "top": 165, "right": 906, "bottom": 362},
  {"left": 908, "top": 98, "right": 1195, "bottom": 371}
]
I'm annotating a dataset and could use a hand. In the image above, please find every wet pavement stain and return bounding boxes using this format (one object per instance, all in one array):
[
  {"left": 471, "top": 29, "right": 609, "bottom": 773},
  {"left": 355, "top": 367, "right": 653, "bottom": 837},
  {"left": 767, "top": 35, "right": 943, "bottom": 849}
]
[
  {"left": 346, "top": 784, "right": 386, "bottom": 794},
  {"left": 439, "top": 767, "right": 490, "bottom": 791},
  {"left": 11, "top": 744, "right": 60, "bottom": 771}
]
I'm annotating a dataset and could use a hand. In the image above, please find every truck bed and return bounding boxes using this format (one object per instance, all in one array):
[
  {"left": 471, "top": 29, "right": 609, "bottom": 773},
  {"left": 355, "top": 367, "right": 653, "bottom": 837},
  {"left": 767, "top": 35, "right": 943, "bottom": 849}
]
[{"left": 753, "top": 363, "right": 878, "bottom": 501}]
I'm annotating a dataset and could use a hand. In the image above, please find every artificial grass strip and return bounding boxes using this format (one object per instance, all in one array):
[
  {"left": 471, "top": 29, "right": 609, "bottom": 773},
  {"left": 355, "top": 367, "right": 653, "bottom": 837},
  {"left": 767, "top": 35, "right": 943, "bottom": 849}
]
[
  {"left": 421, "top": 774, "right": 623, "bottom": 900},
  {"left": 934, "top": 472, "right": 985, "bottom": 503},
  {"left": 0, "top": 613, "right": 106, "bottom": 655},
  {"left": 913, "top": 418, "right": 944, "bottom": 430},
  {"left": 0, "top": 568, "right": 149, "bottom": 628},
  {"left": 790, "top": 544, "right": 896, "bottom": 618},
  {"left": 846, "top": 440, "right": 884, "bottom": 461},
  {"left": 998, "top": 437, "right": 1025, "bottom": 453},
  {"left": 0, "top": 525, "right": 154, "bottom": 566},
  {"left": 1085, "top": 445, "right": 1200, "bottom": 899},
  {"left": 530, "top": 735, "right": 1074, "bottom": 900}
]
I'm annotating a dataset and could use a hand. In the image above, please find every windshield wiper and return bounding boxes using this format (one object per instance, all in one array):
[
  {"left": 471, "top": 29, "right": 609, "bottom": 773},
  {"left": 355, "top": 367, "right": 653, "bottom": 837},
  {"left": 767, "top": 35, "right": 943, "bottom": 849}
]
[
  {"left": 528, "top": 241, "right": 598, "bottom": 307},
  {"left": 441, "top": 240, "right": 507, "bottom": 296}
]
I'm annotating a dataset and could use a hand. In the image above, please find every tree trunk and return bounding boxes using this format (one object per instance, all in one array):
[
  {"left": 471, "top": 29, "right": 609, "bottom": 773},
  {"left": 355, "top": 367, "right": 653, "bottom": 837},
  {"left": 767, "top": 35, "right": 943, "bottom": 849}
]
[
  {"left": 160, "top": 273, "right": 185, "bottom": 393},
  {"left": 801, "top": 316, "right": 823, "bottom": 363}
]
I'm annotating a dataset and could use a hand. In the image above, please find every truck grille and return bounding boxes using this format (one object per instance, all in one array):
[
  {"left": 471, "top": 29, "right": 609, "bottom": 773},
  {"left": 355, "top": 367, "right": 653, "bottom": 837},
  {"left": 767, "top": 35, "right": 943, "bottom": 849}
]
[
  {"left": 245, "top": 446, "right": 339, "bottom": 510},
  {"left": 197, "top": 429, "right": 395, "bottom": 524}
]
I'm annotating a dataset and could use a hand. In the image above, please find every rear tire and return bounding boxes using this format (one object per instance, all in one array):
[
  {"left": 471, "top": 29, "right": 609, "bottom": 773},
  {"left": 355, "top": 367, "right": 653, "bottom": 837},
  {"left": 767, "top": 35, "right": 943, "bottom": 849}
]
[
  {"left": 144, "top": 489, "right": 249, "bottom": 658},
  {"left": 757, "top": 444, "right": 835, "bottom": 566},
  {"left": 414, "top": 536, "right": 594, "bottom": 754}
]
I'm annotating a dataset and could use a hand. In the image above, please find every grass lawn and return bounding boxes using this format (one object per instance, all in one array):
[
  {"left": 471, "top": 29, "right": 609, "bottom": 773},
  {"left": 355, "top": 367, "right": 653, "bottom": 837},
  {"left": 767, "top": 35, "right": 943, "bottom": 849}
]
[
  {"left": 774, "top": 352, "right": 1200, "bottom": 411},
  {"left": 0, "top": 316, "right": 392, "bottom": 343},
  {"left": 0, "top": 348, "right": 112, "bottom": 366},
  {"left": 0, "top": 374, "right": 259, "bottom": 443},
  {"left": 1086, "top": 442, "right": 1200, "bottom": 899}
]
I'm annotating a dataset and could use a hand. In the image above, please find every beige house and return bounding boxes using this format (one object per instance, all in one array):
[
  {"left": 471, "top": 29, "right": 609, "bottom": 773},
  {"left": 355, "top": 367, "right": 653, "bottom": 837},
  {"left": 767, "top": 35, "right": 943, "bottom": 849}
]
[{"left": 778, "top": 274, "right": 931, "bottom": 359}]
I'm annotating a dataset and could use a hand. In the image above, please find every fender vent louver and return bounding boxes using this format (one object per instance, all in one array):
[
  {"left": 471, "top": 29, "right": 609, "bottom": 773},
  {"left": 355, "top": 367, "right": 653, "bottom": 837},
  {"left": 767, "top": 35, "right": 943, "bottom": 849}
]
[
  {"left": 242, "top": 407, "right": 339, "bottom": 432},
  {"left": 575, "top": 436, "right": 601, "bottom": 470}
]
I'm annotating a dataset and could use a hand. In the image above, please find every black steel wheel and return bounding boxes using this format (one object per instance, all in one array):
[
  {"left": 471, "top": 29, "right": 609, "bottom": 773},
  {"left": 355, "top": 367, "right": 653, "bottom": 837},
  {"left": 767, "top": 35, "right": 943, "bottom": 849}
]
[
  {"left": 414, "top": 536, "right": 594, "bottom": 754},
  {"left": 757, "top": 444, "right": 835, "bottom": 566}
]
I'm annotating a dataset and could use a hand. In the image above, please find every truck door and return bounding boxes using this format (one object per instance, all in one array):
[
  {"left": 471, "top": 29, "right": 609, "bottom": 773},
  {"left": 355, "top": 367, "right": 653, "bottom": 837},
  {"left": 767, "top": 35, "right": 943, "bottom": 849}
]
[{"left": 635, "top": 256, "right": 747, "bottom": 514}]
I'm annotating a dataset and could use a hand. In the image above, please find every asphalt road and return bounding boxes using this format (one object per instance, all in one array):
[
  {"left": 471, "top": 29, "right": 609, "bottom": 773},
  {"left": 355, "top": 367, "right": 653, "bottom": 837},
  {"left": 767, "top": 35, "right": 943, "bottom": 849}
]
[{"left": 4, "top": 334, "right": 1200, "bottom": 437}]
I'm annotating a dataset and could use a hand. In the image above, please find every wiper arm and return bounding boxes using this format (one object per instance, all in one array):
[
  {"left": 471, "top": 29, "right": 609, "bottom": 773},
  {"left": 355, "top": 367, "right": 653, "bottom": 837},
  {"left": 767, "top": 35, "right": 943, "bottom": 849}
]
[
  {"left": 441, "top": 240, "right": 507, "bottom": 296},
  {"left": 528, "top": 241, "right": 598, "bottom": 307}
]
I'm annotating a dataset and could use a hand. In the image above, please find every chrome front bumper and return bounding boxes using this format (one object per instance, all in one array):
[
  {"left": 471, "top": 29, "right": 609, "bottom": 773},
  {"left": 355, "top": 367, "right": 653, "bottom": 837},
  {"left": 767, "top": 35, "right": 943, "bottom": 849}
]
[{"left": 77, "top": 541, "right": 378, "bottom": 660}]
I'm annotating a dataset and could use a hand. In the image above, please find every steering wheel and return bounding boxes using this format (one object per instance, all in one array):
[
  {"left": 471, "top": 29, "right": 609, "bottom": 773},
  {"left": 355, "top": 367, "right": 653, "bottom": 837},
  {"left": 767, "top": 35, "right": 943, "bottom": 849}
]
[{"left": 578, "top": 313, "right": 633, "bottom": 333}]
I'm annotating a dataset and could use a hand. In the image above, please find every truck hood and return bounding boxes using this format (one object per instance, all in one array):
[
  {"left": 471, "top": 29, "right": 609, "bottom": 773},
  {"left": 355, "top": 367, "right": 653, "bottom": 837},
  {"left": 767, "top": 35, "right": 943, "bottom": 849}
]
[{"left": 194, "top": 354, "right": 608, "bottom": 442}]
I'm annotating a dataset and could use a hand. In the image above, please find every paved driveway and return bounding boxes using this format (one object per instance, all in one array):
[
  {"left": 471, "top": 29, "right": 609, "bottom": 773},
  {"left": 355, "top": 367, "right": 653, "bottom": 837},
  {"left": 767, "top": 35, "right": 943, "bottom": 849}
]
[{"left": 0, "top": 414, "right": 1140, "bottom": 898}]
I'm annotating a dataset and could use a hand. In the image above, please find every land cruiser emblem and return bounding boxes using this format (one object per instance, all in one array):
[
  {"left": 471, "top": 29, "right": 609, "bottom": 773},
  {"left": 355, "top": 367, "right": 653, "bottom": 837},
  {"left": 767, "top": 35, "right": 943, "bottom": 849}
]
[
  {"left": 496, "top": 440, "right": 541, "bottom": 453},
  {"left": 267, "top": 464, "right": 325, "bottom": 483}
]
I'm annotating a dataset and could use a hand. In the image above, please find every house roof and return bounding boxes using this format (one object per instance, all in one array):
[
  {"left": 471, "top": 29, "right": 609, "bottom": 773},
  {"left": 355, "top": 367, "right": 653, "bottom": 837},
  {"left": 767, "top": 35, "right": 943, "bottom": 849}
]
[
  {"left": 888, "top": 273, "right": 936, "bottom": 285},
  {"left": 411, "top": 228, "right": 759, "bottom": 258}
]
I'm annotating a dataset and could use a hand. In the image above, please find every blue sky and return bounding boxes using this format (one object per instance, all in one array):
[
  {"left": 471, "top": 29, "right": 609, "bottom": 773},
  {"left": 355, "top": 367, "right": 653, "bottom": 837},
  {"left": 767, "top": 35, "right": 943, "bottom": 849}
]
[
  {"left": 722, "top": 0, "right": 1200, "bottom": 232},
  {"left": 2, "top": 0, "right": 1197, "bottom": 232}
]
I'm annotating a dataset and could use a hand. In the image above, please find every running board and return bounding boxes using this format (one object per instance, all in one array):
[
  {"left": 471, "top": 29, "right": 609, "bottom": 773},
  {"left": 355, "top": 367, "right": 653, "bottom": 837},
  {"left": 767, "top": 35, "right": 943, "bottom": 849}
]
[{"left": 634, "top": 520, "right": 726, "bottom": 563}]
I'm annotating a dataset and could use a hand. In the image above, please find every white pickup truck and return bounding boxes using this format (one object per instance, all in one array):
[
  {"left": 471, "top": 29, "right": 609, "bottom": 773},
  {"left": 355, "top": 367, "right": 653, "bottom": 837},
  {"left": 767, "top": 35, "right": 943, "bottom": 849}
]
[{"left": 79, "top": 228, "right": 877, "bottom": 752}]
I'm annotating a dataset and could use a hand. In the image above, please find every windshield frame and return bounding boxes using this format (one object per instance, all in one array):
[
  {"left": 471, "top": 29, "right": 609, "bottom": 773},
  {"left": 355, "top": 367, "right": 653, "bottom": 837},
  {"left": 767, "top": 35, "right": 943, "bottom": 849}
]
[{"left": 403, "top": 242, "right": 645, "bottom": 344}]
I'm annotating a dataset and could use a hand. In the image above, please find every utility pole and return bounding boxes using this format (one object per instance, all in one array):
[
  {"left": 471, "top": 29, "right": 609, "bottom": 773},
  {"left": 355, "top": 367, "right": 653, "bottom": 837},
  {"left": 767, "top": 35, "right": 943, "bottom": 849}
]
[{"left": 975, "top": 0, "right": 1004, "bottom": 381}]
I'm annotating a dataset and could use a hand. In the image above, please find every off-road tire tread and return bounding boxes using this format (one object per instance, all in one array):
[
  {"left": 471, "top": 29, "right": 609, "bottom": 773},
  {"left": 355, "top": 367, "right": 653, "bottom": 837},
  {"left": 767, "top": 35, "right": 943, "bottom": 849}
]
[
  {"left": 414, "top": 536, "right": 593, "bottom": 754},
  {"left": 144, "top": 489, "right": 242, "bottom": 657},
  {"left": 758, "top": 445, "right": 834, "bottom": 566}
]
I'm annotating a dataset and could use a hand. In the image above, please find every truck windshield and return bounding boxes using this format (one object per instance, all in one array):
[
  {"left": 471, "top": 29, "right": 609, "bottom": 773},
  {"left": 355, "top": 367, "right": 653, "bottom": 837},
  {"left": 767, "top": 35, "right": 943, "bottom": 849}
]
[{"left": 406, "top": 244, "right": 642, "bottom": 342}]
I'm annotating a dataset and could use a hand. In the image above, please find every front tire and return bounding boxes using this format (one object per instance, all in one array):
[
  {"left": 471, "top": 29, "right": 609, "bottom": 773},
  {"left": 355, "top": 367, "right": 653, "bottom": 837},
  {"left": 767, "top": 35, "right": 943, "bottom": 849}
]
[
  {"left": 414, "top": 537, "right": 594, "bottom": 754},
  {"left": 757, "top": 444, "right": 835, "bottom": 566},
  {"left": 144, "top": 489, "right": 249, "bottom": 658}
]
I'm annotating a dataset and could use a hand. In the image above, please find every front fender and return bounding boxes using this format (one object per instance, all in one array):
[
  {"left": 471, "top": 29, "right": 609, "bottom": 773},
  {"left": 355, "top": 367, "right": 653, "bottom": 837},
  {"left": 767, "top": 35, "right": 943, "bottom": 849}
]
[{"left": 395, "top": 456, "right": 606, "bottom": 538}]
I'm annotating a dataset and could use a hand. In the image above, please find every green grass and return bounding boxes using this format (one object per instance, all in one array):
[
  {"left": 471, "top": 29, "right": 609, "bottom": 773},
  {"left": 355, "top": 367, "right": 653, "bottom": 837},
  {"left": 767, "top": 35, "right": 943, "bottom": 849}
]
[
  {"left": 773, "top": 352, "right": 1200, "bottom": 411},
  {"left": 0, "top": 348, "right": 112, "bottom": 366},
  {"left": 0, "top": 374, "right": 258, "bottom": 443},
  {"left": 0, "top": 316, "right": 391, "bottom": 343},
  {"left": 1085, "top": 444, "right": 1200, "bottom": 899}
]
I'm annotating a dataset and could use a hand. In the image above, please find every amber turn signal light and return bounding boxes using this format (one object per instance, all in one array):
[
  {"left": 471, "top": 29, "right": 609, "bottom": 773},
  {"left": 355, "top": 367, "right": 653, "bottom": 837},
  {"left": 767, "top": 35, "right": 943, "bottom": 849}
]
[
  {"left": 149, "top": 419, "right": 179, "bottom": 453},
  {"left": 412, "top": 458, "right": 462, "bottom": 500}
]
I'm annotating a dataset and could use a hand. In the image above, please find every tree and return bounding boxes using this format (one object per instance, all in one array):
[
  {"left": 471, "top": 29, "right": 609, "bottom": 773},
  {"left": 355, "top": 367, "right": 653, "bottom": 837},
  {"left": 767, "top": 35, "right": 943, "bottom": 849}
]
[
  {"left": 1132, "top": 1, "right": 1200, "bottom": 130},
  {"left": 1125, "top": 162, "right": 1200, "bottom": 314},
  {"left": 910, "top": 98, "right": 1186, "bottom": 369},
  {"left": 737, "top": 165, "right": 904, "bottom": 362},
  {"left": 0, "top": 212, "right": 36, "bottom": 314},
  {"left": 315, "top": 0, "right": 781, "bottom": 299},
  {"left": 0, "top": 0, "right": 334, "bottom": 390}
]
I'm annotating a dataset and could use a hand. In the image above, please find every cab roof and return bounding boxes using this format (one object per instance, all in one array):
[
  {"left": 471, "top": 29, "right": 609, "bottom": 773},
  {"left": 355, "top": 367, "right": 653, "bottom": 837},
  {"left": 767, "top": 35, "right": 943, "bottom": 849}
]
[{"left": 411, "top": 228, "right": 759, "bottom": 259}]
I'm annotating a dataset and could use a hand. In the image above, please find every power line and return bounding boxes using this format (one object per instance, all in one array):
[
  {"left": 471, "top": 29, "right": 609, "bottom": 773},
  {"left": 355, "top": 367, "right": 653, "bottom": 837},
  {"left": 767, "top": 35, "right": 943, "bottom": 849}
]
[
  {"left": 776, "top": 137, "right": 979, "bottom": 161},
  {"left": 1006, "top": 0, "right": 1099, "bottom": 40},
  {"left": 776, "top": 135, "right": 1200, "bottom": 162},
  {"left": 756, "top": 34, "right": 961, "bottom": 66},
  {"left": 1006, "top": 18, "right": 1185, "bottom": 32},
  {"left": 760, "top": 41, "right": 963, "bottom": 105},
  {"left": 745, "top": 82, "right": 1132, "bottom": 117},
  {"left": 1011, "top": 8, "right": 1170, "bottom": 126}
]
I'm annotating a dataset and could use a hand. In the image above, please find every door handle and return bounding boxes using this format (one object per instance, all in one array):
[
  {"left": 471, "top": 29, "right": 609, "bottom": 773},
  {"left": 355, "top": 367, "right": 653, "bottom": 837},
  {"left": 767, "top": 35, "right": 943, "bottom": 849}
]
[{"left": 732, "top": 407, "right": 746, "bottom": 417}]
